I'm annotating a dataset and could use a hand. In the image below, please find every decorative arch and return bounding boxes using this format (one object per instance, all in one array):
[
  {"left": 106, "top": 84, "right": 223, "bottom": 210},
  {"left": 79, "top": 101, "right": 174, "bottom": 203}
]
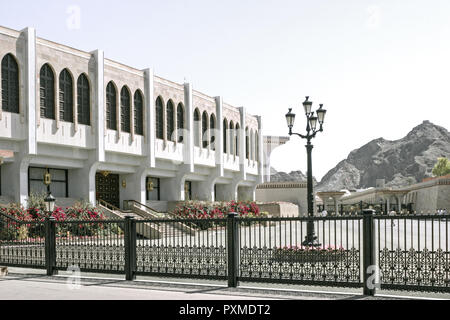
[
  {"left": 106, "top": 81, "right": 117, "bottom": 130},
  {"left": 1, "top": 53, "right": 19, "bottom": 113},
  {"left": 59, "top": 68, "right": 74, "bottom": 122},
  {"left": 77, "top": 73, "right": 90, "bottom": 125},
  {"left": 155, "top": 96, "right": 164, "bottom": 139},
  {"left": 40, "top": 63, "right": 55, "bottom": 119},
  {"left": 166, "top": 99, "right": 175, "bottom": 141},
  {"left": 134, "top": 90, "right": 144, "bottom": 135}
]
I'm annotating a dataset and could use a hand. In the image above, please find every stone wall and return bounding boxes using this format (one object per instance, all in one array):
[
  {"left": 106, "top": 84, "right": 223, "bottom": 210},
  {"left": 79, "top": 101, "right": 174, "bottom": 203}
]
[{"left": 258, "top": 202, "right": 299, "bottom": 217}]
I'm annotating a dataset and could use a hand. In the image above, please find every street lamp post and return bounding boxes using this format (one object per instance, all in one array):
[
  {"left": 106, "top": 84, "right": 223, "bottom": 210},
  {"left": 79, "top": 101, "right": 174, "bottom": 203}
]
[{"left": 285, "top": 96, "right": 327, "bottom": 247}]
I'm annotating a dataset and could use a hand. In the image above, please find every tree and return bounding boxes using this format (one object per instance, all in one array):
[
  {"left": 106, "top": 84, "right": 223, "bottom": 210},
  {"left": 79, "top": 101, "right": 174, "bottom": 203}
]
[{"left": 432, "top": 157, "right": 450, "bottom": 177}]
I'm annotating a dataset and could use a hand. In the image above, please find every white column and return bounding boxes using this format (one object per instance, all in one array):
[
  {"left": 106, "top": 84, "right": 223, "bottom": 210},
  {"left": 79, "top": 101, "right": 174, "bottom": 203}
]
[
  {"left": 22, "top": 27, "right": 37, "bottom": 156},
  {"left": 257, "top": 116, "right": 264, "bottom": 183},
  {"left": 92, "top": 50, "right": 105, "bottom": 162},
  {"left": 144, "top": 68, "right": 155, "bottom": 168}
]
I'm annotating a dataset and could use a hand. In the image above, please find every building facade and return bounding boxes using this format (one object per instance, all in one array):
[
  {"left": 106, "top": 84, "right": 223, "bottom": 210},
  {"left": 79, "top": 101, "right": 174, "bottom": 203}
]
[{"left": 0, "top": 26, "right": 265, "bottom": 209}]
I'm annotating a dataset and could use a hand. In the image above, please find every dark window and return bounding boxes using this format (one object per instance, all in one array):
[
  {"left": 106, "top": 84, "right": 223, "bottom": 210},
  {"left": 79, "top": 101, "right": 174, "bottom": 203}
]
[
  {"left": 40, "top": 64, "right": 55, "bottom": 119},
  {"left": 134, "top": 90, "right": 143, "bottom": 135},
  {"left": 194, "top": 109, "right": 200, "bottom": 147},
  {"left": 229, "top": 121, "right": 234, "bottom": 155},
  {"left": 106, "top": 82, "right": 117, "bottom": 130},
  {"left": 77, "top": 74, "right": 90, "bottom": 125},
  {"left": 177, "top": 103, "right": 184, "bottom": 143},
  {"left": 120, "top": 87, "right": 131, "bottom": 133},
  {"left": 246, "top": 127, "right": 250, "bottom": 159},
  {"left": 28, "top": 167, "right": 68, "bottom": 198},
  {"left": 166, "top": 100, "right": 174, "bottom": 141},
  {"left": 1, "top": 54, "right": 19, "bottom": 113},
  {"left": 210, "top": 114, "right": 216, "bottom": 151},
  {"left": 223, "top": 119, "right": 228, "bottom": 153},
  {"left": 235, "top": 123, "right": 240, "bottom": 156},
  {"left": 59, "top": 69, "right": 73, "bottom": 122},
  {"left": 155, "top": 96, "right": 163, "bottom": 139},
  {"left": 202, "top": 111, "right": 208, "bottom": 148},
  {"left": 146, "top": 177, "right": 160, "bottom": 201},
  {"left": 255, "top": 131, "right": 259, "bottom": 161}
]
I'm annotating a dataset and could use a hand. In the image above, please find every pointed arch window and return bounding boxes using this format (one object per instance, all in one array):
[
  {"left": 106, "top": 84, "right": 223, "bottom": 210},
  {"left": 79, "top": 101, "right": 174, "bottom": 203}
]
[
  {"left": 77, "top": 74, "right": 90, "bottom": 125},
  {"left": 194, "top": 108, "right": 200, "bottom": 147},
  {"left": 59, "top": 69, "right": 73, "bottom": 122},
  {"left": 177, "top": 103, "right": 184, "bottom": 143},
  {"left": 245, "top": 127, "right": 250, "bottom": 159},
  {"left": 106, "top": 82, "right": 117, "bottom": 130},
  {"left": 1, "top": 54, "right": 19, "bottom": 113},
  {"left": 155, "top": 97, "right": 164, "bottom": 139},
  {"left": 223, "top": 119, "right": 228, "bottom": 154},
  {"left": 235, "top": 123, "right": 240, "bottom": 157},
  {"left": 229, "top": 121, "right": 234, "bottom": 156},
  {"left": 134, "top": 91, "right": 143, "bottom": 135},
  {"left": 202, "top": 111, "right": 208, "bottom": 148},
  {"left": 167, "top": 100, "right": 175, "bottom": 141},
  {"left": 40, "top": 64, "right": 55, "bottom": 119},
  {"left": 120, "top": 87, "right": 131, "bottom": 133},
  {"left": 210, "top": 114, "right": 216, "bottom": 151}
]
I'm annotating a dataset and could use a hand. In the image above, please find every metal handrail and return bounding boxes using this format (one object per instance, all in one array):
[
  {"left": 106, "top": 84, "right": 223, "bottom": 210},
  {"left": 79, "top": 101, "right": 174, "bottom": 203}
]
[
  {"left": 124, "top": 200, "right": 165, "bottom": 214},
  {"left": 97, "top": 199, "right": 122, "bottom": 212}
]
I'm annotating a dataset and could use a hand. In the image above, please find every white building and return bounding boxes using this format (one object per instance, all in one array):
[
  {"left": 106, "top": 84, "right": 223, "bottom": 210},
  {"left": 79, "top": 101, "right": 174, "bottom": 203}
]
[{"left": 0, "top": 26, "right": 267, "bottom": 210}]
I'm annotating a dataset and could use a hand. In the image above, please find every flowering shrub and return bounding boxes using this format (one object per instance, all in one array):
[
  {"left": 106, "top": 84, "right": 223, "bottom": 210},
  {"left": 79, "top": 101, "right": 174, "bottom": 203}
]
[
  {"left": 0, "top": 200, "right": 110, "bottom": 240},
  {"left": 171, "top": 201, "right": 266, "bottom": 230}
]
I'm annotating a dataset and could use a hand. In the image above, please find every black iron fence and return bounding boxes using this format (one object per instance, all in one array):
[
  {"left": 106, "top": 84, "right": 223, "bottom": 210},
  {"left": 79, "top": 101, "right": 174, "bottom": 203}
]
[{"left": 2, "top": 210, "right": 450, "bottom": 295}]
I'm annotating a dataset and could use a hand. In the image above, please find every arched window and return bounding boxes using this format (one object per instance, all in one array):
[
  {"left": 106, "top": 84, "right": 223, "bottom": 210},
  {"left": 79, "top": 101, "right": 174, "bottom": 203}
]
[
  {"left": 120, "top": 87, "right": 131, "bottom": 133},
  {"left": 59, "top": 69, "right": 73, "bottom": 122},
  {"left": 155, "top": 96, "right": 164, "bottom": 139},
  {"left": 223, "top": 119, "right": 228, "bottom": 154},
  {"left": 229, "top": 121, "right": 234, "bottom": 155},
  {"left": 255, "top": 131, "right": 259, "bottom": 162},
  {"left": 202, "top": 111, "right": 208, "bottom": 148},
  {"left": 40, "top": 64, "right": 55, "bottom": 119},
  {"left": 235, "top": 123, "right": 240, "bottom": 157},
  {"left": 210, "top": 114, "right": 216, "bottom": 151},
  {"left": 134, "top": 90, "right": 143, "bottom": 135},
  {"left": 245, "top": 127, "right": 250, "bottom": 159},
  {"left": 106, "top": 82, "right": 117, "bottom": 130},
  {"left": 166, "top": 100, "right": 174, "bottom": 141},
  {"left": 77, "top": 74, "right": 90, "bottom": 125},
  {"left": 194, "top": 108, "right": 200, "bottom": 147},
  {"left": 177, "top": 103, "right": 184, "bottom": 143},
  {"left": 1, "top": 54, "right": 19, "bottom": 113}
]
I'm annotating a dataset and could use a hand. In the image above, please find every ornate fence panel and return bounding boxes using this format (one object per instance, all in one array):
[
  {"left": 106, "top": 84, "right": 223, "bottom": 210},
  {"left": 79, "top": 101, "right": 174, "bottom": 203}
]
[
  {"left": 54, "top": 220, "right": 126, "bottom": 274},
  {"left": 375, "top": 215, "right": 450, "bottom": 292},
  {"left": 237, "top": 216, "right": 363, "bottom": 288},
  {"left": 0, "top": 213, "right": 46, "bottom": 269},
  {"left": 134, "top": 218, "right": 228, "bottom": 280}
]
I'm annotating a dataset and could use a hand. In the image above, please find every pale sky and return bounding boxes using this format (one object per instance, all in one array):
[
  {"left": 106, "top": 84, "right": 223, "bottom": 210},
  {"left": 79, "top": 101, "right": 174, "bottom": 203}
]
[{"left": 1, "top": 0, "right": 449, "bottom": 180}]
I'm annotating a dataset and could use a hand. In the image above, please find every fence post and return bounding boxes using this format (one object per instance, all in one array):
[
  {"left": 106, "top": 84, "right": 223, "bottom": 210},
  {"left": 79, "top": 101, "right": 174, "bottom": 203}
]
[
  {"left": 362, "top": 209, "right": 376, "bottom": 296},
  {"left": 45, "top": 217, "right": 57, "bottom": 276},
  {"left": 227, "top": 212, "right": 239, "bottom": 288},
  {"left": 124, "top": 216, "right": 136, "bottom": 281}
]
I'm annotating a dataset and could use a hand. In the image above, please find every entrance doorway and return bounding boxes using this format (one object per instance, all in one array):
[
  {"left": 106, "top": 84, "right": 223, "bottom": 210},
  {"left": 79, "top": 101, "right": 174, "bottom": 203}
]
[{"left": 96, "top": 173, "right": 120, "bottom": 208}]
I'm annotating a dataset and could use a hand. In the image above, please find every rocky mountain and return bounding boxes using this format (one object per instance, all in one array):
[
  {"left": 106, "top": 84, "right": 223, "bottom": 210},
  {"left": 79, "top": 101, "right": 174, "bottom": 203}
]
[
  {"left": 316, "top": 121, "right": 450, "bottom": 190},
  {"left": 270, "top": 168, "right": 318, "bottom": 184}
]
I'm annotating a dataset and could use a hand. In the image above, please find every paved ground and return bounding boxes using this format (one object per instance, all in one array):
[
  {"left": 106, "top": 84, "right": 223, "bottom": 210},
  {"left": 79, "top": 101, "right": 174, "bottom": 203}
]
[{"left": 0, "top": 268, "right": 423, "bottom": 300}]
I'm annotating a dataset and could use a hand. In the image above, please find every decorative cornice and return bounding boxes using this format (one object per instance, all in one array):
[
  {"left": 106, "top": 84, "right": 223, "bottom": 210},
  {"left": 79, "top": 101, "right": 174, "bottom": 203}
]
[{"left": 257, "top": 182, "right": 307, "bottom": 189}]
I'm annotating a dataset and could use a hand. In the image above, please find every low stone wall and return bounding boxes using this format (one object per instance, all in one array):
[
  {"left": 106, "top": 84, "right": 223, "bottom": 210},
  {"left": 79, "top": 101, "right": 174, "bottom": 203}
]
[{"left": 257, "top": 202, "right": 299, "bottom": 217}]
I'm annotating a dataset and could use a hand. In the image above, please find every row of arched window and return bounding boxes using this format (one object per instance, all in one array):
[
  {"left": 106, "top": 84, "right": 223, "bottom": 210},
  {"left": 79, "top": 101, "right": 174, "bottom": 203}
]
[
  {"left": 39, "top": 64, "right": 91, "bottom": 125},
  {"left": 2, "top": 53, "right": 259, "bottom": 160},
  {"left": 105, "top": 82, "right": 144, "bottom": 135}
]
